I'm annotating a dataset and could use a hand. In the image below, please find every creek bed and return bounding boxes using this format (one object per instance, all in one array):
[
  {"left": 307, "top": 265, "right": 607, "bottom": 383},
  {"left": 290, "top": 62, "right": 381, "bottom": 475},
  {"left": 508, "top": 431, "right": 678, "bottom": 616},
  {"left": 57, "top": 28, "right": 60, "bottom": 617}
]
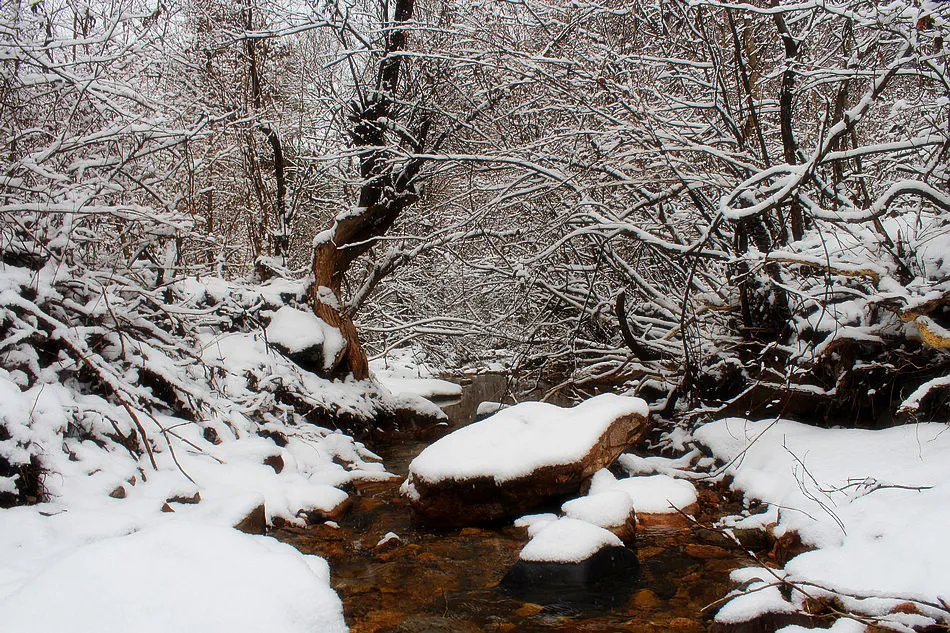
[{"left": 274, "top": 375, "right": 752, "bottom": 633}]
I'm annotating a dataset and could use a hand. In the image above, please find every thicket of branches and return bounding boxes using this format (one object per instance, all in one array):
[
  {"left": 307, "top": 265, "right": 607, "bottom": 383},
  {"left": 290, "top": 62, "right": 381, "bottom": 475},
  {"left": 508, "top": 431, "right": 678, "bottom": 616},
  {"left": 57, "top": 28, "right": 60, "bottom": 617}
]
[{"left": 2, "top": 0, "right": 949, "bottom": 445}]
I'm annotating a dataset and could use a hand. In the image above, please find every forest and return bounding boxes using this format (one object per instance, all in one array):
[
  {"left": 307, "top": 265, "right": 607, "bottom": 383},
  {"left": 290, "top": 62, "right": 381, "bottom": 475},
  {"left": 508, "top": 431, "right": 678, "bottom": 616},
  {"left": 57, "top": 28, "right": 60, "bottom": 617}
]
[{"left": 0, "top": 0, "right": 948, "bottom": 632}]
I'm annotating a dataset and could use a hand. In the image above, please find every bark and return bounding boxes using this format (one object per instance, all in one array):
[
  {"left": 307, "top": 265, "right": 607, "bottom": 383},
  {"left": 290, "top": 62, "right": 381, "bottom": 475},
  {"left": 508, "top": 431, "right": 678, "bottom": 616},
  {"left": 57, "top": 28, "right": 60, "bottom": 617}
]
[
  {"left": 308, "top": 0, "right": 422, "bottom": 380},
  {"left": 773, "top": 9, "right": 805, "bottom": 241}
]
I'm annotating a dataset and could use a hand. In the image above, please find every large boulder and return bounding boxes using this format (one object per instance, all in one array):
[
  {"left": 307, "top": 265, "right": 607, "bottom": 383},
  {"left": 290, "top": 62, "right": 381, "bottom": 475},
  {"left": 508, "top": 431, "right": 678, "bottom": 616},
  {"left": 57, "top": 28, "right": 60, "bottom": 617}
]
[{"left": 401, "top": 394, "right": 649, "bottom": 525}]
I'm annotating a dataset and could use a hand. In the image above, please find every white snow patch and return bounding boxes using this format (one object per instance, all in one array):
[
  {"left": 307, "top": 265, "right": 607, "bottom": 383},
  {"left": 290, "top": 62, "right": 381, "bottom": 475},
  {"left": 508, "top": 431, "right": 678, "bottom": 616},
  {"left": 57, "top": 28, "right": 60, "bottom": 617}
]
[
  {"left": 370, "top": 350, "right": 462, "bottom": 400},
  {"left": 589, "top": 469, "right": 698, "bottom": 514},
  {"left": 561, "top": 490, "right": 635, "bottom": 528},
  {"left": 0, "top": 521, "right": 347, "bottom": 633},
  {"left": 714, "top": 583, "right": 799, "bottom": 624},
  {"left": 697, "top": 418, "right": 950, "bottom": 628},
  {"left": 514, "top": 513, "right": 559, "bottom": 537},
  {"left": 519, "top": 517, "right": 623, "bottom": 563},
  {"left": 476, "top": 401, "right": 509, "bottom": 417},
  {"left": 265, "top": 306, "right": 345, "bottom": 369}
]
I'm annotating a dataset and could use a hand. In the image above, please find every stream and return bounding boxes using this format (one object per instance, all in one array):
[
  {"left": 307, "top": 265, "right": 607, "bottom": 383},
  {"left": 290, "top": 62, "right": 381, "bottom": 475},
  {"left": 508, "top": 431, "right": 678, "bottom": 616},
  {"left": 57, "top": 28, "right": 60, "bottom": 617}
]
[{"left": 274, "top": 375, "right": 752, "bottom": 633}]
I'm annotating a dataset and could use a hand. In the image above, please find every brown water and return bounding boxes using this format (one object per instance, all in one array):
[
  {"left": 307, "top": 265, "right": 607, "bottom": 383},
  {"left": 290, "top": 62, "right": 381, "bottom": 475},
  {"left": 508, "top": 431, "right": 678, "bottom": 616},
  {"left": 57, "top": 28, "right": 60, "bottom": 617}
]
[{"left": 275, "top": 375, "right": 752, "bottom": 633}]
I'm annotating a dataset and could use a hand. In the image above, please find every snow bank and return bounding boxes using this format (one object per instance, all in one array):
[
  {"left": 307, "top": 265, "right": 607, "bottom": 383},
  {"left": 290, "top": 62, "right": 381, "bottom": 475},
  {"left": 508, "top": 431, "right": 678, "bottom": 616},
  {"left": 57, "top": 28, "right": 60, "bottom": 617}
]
[
  {"left": 0, "top": 270, "right": 441, "bottom": 633},
  {"left": 696, "top": 418, "right": 950, "bottom": 628},
  {"left": 0, "top": 521, "right": 347, "bottom": 633},
  {"left": 589, "top": 469, "right": 697, "bottom": 513},
  {"left": 370, "top": 349, "right": 462, "bottom": 400},
  {"left": 519, "top": 517, "right": 623, "bottom": 563},
  {"left": 407, "top": 394, "right": 648, "bottom": 484},
  {"left": 475, "top": 400, "right": 509, "bottom": 418},
  {"left": 265, "top": 305, "right": 345, "bottom": 369}
]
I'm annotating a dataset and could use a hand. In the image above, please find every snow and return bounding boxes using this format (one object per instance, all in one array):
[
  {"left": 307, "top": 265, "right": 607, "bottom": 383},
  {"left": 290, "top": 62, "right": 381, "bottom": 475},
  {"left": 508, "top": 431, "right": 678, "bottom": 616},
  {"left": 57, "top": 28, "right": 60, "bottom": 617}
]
[
  {"left": 476, "top": 400, "right": 509, "bottom": 417},
  {"left": 376, "top": 375, "right": 463, "bottom": 400},
  {"left": 265, "top": 305, "right": 345, "bottom": 369},
  {"left": 405, "top": 394, "right": 648, "bottom": 485},
  {"left": 561, "top": 490, "right": 635, "bottom": 528},
  {"left": 0, "top": 521, "right": 347, "bottom": 633},
  {"left": 519, "top": 517, "right": 623, "bottom": 563},
  {"left": 777, "top": 620, "right": 866, "bottom": 633},
  {"left": 0, "top": 269, "right": 449, "bottom": 633},
  {"left": 589, "top": 469, "right": 698, "bottom": 514},
  {"left": 714, "top": 583, "right": 799, "bottom": 624},
  {"left": 696, "top": 418, "right": 950, "bottom": 628},
  {"left": 370, "top": 350, "right": 462, "bottom": 400},
  {"left": 514, "top": 512, "right": 560, "bottom": 536}
]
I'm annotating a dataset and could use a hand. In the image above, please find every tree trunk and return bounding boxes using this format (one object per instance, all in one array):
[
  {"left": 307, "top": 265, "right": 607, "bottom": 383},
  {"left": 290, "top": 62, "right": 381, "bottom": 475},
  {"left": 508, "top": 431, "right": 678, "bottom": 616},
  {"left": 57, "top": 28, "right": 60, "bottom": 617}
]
[{"left": 308, "top": 0, "right": 421, "bottom": 380}]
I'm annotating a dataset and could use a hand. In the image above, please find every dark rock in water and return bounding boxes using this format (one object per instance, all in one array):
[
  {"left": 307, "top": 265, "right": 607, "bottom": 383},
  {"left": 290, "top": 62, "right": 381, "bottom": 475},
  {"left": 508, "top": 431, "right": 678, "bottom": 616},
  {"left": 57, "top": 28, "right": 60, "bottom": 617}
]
[{"left": 500, "top": 546, "right": 640, "bottom": 609}]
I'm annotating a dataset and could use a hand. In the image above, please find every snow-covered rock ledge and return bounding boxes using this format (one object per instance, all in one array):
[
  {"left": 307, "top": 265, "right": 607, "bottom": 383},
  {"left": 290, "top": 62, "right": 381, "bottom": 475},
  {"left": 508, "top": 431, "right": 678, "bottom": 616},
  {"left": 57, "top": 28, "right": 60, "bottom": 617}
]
[{"left": 401, "top": 394, "right": 650, "bottom": 525}]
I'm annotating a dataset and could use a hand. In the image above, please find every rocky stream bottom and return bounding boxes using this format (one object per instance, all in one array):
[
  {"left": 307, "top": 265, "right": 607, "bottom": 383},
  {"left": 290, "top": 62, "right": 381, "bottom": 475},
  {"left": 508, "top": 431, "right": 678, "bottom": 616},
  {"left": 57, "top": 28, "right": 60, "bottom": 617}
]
[{"left": 273, "top": 376, "right": 772, "bottom": 633}]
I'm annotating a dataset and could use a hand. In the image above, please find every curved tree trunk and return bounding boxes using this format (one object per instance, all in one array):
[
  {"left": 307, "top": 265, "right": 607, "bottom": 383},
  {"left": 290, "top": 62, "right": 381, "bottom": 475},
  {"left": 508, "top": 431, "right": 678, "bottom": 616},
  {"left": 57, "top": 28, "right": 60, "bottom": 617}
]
[{"left": 308, "top": 0, "right": 422, "bottom": 380}]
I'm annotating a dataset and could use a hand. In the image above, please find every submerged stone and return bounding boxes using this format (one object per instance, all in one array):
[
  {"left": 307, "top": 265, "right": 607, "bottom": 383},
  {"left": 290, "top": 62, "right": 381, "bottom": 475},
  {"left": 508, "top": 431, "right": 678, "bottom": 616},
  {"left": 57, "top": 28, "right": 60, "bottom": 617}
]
[{"left": 500, "top": 545, "right": 641, "bottom": 608}]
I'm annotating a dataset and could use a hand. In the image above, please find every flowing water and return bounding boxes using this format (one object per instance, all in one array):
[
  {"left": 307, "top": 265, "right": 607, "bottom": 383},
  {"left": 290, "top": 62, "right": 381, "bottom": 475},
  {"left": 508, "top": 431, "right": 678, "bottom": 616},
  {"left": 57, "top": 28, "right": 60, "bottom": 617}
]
[{"left": 275, "top": 374, "right": 753, "bottom": 633}]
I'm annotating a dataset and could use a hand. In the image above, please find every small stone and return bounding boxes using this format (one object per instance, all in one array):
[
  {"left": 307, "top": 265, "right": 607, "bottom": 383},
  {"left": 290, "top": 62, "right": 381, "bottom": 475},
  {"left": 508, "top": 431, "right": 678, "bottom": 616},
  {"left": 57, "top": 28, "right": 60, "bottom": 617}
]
[
  {"left": 515, "top": 603, "right": 543, "bottom": 617},
  {"left": 302, "top": 495, "right": 352, "bottom": 524},
  {"left": 234, "top": 503, "right": 267, "bottom": 535},
  {"left": 263, "top": 454, "right": 284, "bottom": 473},
  {"left": 161, "top": 502, "right": 174, "bottom": 513},
  {"left": 202, "top": 427, "right": 221, "bottom": 445},
  {"left": 109, "top": 486, "right": 126, "bottom": 499},
  {"left": 631, "top": 589, "right": 662, "bottom": 610},
  {"left": 638, "top": 545, "right": 665, "bottom": 558},
  {"left": 769, "top": 530, "right": 810, "bottom": 564},
  {"left": 167, "top": 492, "right": 201, "bottom": 505},
  {"left": 636, "top": 510, "right": 694, "bottom": 529},
  {"left": 891, "top": 602, "right": 921, "bottom": 615},
  {"left": 684, "top": 543, "right": 732, "bottom": 559},
  {"left": 374, "top": 532, "right": 401, "bottom": 554}
]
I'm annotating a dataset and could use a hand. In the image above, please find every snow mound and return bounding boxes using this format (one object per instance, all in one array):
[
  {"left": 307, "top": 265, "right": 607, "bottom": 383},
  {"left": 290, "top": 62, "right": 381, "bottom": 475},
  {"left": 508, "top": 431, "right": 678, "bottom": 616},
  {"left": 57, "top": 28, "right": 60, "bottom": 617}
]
[
  {"left": 520, "top": 517, "right": 623, "bottom": 563},
  {"left": 561, "top": 490, "right": 635, "bottom": 528},
  {"left": 589, "top": 469, "right": 697, "bottom": 513},
  {"left": 0, "top": 521, "right": 347, "bottom": 633},
  {"left": 265, "top": 306, "right": 345, "bottom": 369},
  {"left": 407, "top": 394, "right": 648, "bottom": 485},
  {"left": 476, "top": 401, "right": 509, "bottom": 418},
  {"left": 370, "top": 350, "right": 462, "bottom": 400},
  {"left": 697, "top": 418, "right": 950, "bottom": 629}
]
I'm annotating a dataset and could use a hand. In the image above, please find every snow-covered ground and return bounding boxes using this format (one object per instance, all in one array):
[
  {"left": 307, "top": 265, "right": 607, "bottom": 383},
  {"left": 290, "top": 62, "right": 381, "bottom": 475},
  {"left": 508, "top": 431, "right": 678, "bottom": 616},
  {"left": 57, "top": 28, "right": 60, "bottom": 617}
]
[
  {"left": 369, "top": 349, "right": 462, "bottom": 401},
  {"left": 695, "top": 418, "right": 950, "bottom": 632},
  {"left": 0, "top": 269, "right": 445, "bottom": 633}
]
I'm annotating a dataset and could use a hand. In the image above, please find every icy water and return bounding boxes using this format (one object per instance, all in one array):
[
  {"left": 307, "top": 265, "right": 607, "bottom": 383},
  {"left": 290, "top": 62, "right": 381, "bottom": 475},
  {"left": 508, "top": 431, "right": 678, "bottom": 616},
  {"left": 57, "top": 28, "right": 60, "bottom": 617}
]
[{"left": 275, "top": 375, "right": 751, "bottom": 633}]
